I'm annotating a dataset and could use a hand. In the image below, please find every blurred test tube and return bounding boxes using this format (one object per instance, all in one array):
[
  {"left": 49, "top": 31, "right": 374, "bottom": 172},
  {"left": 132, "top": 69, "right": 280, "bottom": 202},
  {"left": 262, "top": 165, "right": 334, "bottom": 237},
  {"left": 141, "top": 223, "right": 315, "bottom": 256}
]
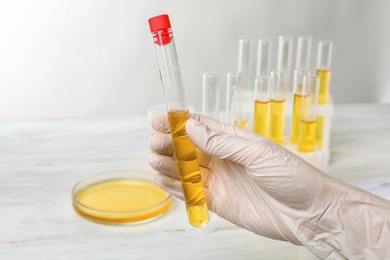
[
  {"left": 270, "top": 70, "right": 287, "bottom": 145},
  {"left": 295, "top": 36, "right": 312, "bottom": 70},
  {"left": 226, "top": 71, "right": 245, "bottom": 127},
  {"left": 256, "top": 39, "right": 272, "bottom": 78},
  {"left": 298, "top": 75, "right": 320, "bottom": 153},
  {"left": 202, "top": 72, "right": 220, "bottom": 120},
  {"left": 253, "top": 76, "right": 271, "bottom": 138},
  {"left": 276, "top": 35, "right": 293, "bottom": 87}
]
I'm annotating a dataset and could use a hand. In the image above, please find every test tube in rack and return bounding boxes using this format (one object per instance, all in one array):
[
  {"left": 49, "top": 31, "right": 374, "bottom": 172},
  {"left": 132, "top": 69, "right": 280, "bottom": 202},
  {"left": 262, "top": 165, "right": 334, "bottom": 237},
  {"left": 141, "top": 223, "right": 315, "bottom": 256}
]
[
  {"left": 316, "top": 41, "right": 333, "bottom": 149},
  {"left": 202, "top": 72, "right": 220, "bottom": 120},
  {"left": 291, "top": 68, "right": 311, "bottom": 144},
  {"left": 148, "top": 14, "right": 209, "bottom": 228},
  {"left": 253, "top": 77, "right": 271, "bottom": 138},
  {"left": 295, "top": 36, "right": 312, "bottom": 70},
  {"left": 298, "top": 75, "right": 320, "bottom": 153},
  {"left": 270, "top": 70, "right": 287, "bottom": 145}
]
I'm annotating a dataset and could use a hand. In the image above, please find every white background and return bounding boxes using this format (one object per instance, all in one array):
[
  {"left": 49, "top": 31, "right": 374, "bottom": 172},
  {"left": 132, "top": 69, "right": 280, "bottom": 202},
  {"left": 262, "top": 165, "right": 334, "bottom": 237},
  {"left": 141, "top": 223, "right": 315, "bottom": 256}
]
[{"left": 1, "top": 0, "right": 389, "bottom": 120}]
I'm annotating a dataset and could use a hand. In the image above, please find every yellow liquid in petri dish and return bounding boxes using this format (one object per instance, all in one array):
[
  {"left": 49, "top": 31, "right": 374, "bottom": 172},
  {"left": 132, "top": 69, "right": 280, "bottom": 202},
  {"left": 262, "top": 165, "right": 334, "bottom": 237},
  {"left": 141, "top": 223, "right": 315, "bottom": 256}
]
[
  {"left": 270, "top": 99, "right": 285, "bottom": 145},
  {"left": 73, "top": 178, "right": 173, "bottom": 224},
  {"left": 168, "top": 109, "right": 209, "bottom": 228},
  {"left": 253, "top": 100, "right": 270, "bottom": 138},
  {"left": 298, "top": 119, "right": 316, "bottom": 153}
]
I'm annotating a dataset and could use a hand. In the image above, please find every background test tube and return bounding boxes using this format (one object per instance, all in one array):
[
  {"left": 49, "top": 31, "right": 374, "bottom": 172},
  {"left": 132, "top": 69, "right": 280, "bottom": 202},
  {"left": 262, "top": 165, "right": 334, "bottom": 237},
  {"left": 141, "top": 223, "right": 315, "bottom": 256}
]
[
  {"left": 298, "top": 75, "right": 320, "bottom": 153},
  {"left": 316, "top": 41, "right": 333, "bottom": 105},
  {"left": 238, "top": 39, "right": 252, "bottom": 91},
  {"left": 226, "top": 71, "right": 246, "bottom": 128},
  {"left": 270, "top": 70, "right": 287, "bottom": 145},
  {"left": 291, "top": 68, "right": 311, "bottom": 144},
  {"left": 256, "top": 39, "right": 272, "bottom": 78},
  {"left": 295, "top": 36, "right": 312, "bottom": 70},
  {"left": 316, "top": 40, "right": 333, "bottom": 149},
  {"left": 202, "top": 72, "right": 220, "bottom": 120},
  {"left": 253, "top": 76, "right": 271, "bottom": 138},
  {"left": 148, "top": 14, "right": 209, "bottom": 228},
  {"left": 276, "top": 35, "right": 293, "bottom": 88}
]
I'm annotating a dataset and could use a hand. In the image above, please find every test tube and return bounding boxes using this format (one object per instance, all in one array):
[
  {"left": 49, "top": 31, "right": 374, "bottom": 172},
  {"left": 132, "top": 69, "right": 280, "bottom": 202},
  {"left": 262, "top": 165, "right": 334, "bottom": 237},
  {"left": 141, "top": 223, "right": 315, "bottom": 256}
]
[
  {"left": 253, "top": 77, "right": 271, "bottom": 138},
  {"left": 316, "top": 41, "right": 333, "bottom": 149},
  {"left": 148, "top": 14, "right": 209, "bottom": 228},
  {"left": 202, "top": 72, "right": 220, "bottom": 119},
  {"left": 226, "top": 71, "right": 246, "bottom": 128},
  {"left": 316, "top": 41, "right": 333, "bottom": 104},
  {"left": 276, "top": 35, "right": 293, "bottom": 87},
  {"left": 295, "top": 36, "right": 312, "bottom": 70},
  {"left": 270, "top": 70, "right": 287, "bottom": 145},
  {"left": 238, "top": 39, "right": 252, "bottom": 90},
  {"left": 256, "top": 39, "right": 272, "bottom": 78},
  {"left": 290, "top": 68, "right": 311, "bottom": 144},
  {"left": 298, "top": 75, "right": 320, "bottom": 153}
]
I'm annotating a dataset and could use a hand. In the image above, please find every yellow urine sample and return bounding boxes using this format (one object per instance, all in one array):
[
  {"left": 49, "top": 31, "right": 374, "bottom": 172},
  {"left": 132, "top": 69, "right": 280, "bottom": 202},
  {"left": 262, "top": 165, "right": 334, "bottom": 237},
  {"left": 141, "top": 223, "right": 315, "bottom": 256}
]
[
  {"left": 73, "top": 179, "right": 173, "bottom": 224},
  {"left": 270, "top": 99, "right": 285, "bottom": 145},
  {"left": 298, "top": 119, "right": 316, "bottom": 153},
  {"left": 234, "top": 119, "right": 249, "bottom": 129},
  {"left": 291, "top": 94, "right": 309, "bottom": 144},
  {"left": 253, "top": 100, "right": 270, "bottom": 138},
  {"left": 168, "top": 109, "right": 209, "bottom": 228},
  {"left": 317, "top": 69, "right": 331, "bottom": 104},
  {"left": 316, "top": 115, "right": 325, "bottom": 149}
]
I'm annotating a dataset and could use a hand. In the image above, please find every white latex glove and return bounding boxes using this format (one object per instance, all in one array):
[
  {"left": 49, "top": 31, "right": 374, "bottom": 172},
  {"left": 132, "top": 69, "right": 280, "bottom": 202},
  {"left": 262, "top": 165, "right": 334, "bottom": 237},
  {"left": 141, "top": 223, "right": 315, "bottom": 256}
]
[{"left": 148, "top": 113, "right": 390, "bottom": 260}]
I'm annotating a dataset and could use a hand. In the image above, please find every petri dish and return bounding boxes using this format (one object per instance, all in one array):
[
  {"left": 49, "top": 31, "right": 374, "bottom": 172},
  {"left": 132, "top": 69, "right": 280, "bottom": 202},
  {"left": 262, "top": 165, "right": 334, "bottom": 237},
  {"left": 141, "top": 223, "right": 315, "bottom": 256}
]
[{"left": 72, "top": 170, "right": 173, "bottom": 224}]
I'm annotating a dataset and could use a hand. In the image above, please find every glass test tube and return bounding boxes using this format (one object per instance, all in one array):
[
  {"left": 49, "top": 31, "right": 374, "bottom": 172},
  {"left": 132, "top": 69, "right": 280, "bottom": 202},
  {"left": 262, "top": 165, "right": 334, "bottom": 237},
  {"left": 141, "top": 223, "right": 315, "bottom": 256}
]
[
  {"left": 298, "top": 75, "right": 320, "bottom": 153},
  {"left": 238, "top": 39, "right": 252, "bottom": 90},
  {"left": 270, "top": 70, "right": 287, "bottom": 145},
  {"left": 226, "top": 71, "right": 247, "bottom": 128},
  {"left": 253, "top": 77, "right": 271, "bottom": 138},
  {"left": 316, "top": 41, "right": 333, "bottom": 149},
  {"left": 256, "top": 39, "right": 272, "bottom": 78},
  {"left": 290, "top": 68, "right": 311, "bottom": 144},
  {"left": 202, "top": 72, "right": 220, "bottom": 119},
  {"left": 317, "top": 41, "right": 333, "bottom": 104},
  {"left": 276, "top": 35, "right": 293, "bottom": 87},
  {"left": 148, "top": 14, "right": 209, "bottom": 228},
  {"left": 295, "top": 36, "right": 312, "bottom": 69}
]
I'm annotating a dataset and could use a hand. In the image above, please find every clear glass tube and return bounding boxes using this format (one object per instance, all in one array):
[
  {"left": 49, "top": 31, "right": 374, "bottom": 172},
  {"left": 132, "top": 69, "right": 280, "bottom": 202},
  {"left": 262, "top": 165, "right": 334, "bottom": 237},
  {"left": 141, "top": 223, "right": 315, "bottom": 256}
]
[
  {"left": 316, "top": 41, "right": 333, "bottom": 150},
  {"left": 253, "top": 76, "right": 271, "bottom": 137},
  {"left": 295, "top": 36, "right": 312, "bottom": 70},
  {"left": 202, "top": 72, "right": 220, "bottom": 119},
  {"left": 270, "top": 70, "right": 287, "bottom": 145},
  {"left": 316, "top": 40, "right": 333, "bottom": 105},
  {"left": 256, "top": 39, "right": 272, "bottom": 78},
  {"left": 298, "top": 75, "right": 320, "bottom": 153},
  {"left": 291, "top": 68, "right": 311, "bottom": 144},
  {"left": 148, "top": 14, "right": 209, "bottom": 228},
  {"left": 226, "top": 71, "right": 246, "bottom": 128},
  {"left": 237, "top": 39, "right": 252, "bottom": 90},
  {"left": 276, "top": 35, "right": 293, "bottom": 85}
]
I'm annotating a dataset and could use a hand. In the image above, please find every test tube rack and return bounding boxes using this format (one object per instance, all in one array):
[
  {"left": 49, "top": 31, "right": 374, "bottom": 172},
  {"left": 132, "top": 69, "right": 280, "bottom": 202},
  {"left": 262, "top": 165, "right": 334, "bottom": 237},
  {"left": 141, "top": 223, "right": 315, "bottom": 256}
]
[{"left": 202, "top": 36, "right": 334, "bottom": 171}]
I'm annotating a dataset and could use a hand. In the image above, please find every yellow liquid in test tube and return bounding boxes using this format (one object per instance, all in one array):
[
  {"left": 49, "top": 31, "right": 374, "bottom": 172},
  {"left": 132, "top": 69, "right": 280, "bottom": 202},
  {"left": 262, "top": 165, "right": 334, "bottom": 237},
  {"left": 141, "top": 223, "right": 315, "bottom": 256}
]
[
  {"left": 234, "top": 119, "right": 249, "bottom": 129},
  {"left": 270, "top": 99, "right": 285, "bottom": 145},
  {"left": 298, "top": 119, "right": 316, "bottom": 153},
  {"left": 316, "top": 69, "right": 331, "bottom": 148},
  {"left": 291, "top": 93, "right": 309, "bottom": 144},
  {"left": 253, "top": 100, "right": 270, "bottom": 138},
  {"left": 168, "top": 109, "right": 209, "bottom": 228}
]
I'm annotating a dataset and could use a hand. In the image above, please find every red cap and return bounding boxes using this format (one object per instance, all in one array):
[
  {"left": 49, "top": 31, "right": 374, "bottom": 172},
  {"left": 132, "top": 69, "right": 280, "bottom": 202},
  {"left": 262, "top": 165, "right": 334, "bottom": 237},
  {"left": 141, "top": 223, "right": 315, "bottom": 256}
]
[{"left": 148, "top": 14, "right": 171, "bottom": 33}]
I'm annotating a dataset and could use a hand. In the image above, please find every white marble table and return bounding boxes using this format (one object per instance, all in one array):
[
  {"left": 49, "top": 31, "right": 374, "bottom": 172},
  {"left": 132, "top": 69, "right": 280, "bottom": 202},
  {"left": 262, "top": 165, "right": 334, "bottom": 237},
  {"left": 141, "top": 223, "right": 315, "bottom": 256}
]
[{"left": 1, "top": 103, "right": 389, "bottom": 259}]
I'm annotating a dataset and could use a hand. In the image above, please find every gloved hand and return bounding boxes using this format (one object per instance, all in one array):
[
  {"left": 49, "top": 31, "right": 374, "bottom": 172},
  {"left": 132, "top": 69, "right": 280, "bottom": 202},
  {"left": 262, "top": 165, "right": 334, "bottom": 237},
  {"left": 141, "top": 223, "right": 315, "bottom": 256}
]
[{"left": 148, "top": 113, "right": 390, "bottom": 260}]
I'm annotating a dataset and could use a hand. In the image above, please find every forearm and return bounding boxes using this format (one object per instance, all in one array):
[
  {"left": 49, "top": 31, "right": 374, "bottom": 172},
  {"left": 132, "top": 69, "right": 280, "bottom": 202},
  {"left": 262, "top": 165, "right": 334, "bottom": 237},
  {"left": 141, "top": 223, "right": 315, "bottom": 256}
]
[{"left": 300, "top": 179, "right": 390, "bottom": 259}]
